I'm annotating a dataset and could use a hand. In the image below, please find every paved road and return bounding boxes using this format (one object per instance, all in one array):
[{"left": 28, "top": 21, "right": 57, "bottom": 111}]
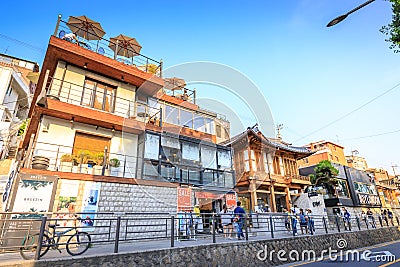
[{"left": 279, "top": 240, "right": 400, "bottom": 267}]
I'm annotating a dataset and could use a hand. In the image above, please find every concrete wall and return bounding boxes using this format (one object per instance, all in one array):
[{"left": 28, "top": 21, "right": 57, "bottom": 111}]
[{"left": 11, "top": 226, "right": 400, "bottom": 267}]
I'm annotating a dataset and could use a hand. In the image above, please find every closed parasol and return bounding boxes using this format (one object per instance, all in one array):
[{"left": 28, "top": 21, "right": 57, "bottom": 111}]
[
  {"left": 109, "top": 34, "right": 142, "bottom": 58},
  {"left": 67, "top": 15, "right": 105, "bottom": 40}
]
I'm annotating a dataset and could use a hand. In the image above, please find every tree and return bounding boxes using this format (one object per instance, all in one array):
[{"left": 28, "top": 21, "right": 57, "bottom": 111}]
[
  {"left": 309, "top": 160, "right": 339, "bottom": 186},
  {"left": 381, "top": 0, "right": 400, "bottom": 52}
]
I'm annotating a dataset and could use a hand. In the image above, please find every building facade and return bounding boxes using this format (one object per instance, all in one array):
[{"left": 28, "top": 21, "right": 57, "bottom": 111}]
[
  {"left": 298, "top": 140, "right": 347, "bottom": 168},
  {"left": 6, "top": 15, "right": 234, "bottom": 220},
  {"left": 346, "top": 155, "right": 369, "bottom": 171},
  {"left": 223, "top": 125, "right": 313, "bottom": 212}
]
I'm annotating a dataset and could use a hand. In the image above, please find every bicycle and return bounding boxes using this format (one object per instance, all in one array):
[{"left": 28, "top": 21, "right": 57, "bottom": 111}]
[{"left": 20, "top": 216, "right": 92, "bottom": 260}]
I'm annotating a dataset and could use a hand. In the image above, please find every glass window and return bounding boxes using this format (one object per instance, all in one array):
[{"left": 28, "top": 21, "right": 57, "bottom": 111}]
[
  {"left": 148, "top": 98, "right": 160, "bottom": 119},
  {"left": 193, "top": 114, "right": 205, "bottom": 132},
  {"left": 165, "top": 105, "right": 179, "bottom": 125},
  {"left": 335, "top": 179, "right": 350, "bottom": 198},
  {"left": 204, "top": 117, "right": 214, "bottom": 134},
  {"left": 182, "top": 142, "right": 199, "bottom": 162},
  {"left": 201, "top": 146, "right": 217, "bottom": 169},
  {"left": 161, "top": 136, "right": 180, "bottom": 149},
  {"left": 161, "top": 136, "right": 180, "bottom": 162},
  {"left": 218, "top": 150, "right": 231, "bottom": 169},
  {"left": 180, "top": 109, "right": 193, "bottom": 128},
  {"left": 144, "top": 134, "right": 159, "bottom": 160},
  {"left": 216, "top": 125, "right": 222, "bottom": 137}
]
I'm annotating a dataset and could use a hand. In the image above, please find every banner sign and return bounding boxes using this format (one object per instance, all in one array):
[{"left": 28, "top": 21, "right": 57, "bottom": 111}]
[
  {"left": 358, "top": 193, "right": 381, "bottom": 206},
  {"left": 80, "top": 181, "right": 101, "bottom": 231},
  {"left": 225, "top": 193, "right": 237, "bottom": 208},
  {"left": 177, "top": 187, "right": 192, "bottom": 210}
]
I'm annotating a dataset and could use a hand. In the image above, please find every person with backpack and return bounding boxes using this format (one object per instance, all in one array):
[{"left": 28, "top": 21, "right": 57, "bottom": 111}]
[
  {"left": 367, "top": 208, "right": 376, "bottom": 228},
  {"left": 233, "top": 201, "right": 246, "bottom": 240},
  {"left": 299, "top": 209, "right": 308, "bottom": 235}
]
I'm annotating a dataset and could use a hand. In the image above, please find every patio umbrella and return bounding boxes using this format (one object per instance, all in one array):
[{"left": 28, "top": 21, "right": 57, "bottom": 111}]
[
  {"left": 67, "top": 15, "right": 106, "bottom": 40},
  {"left": 164, "top": 77, "right": 186, "bottom": 91},
  {"left": 108, "top": 34, "right": 142, "bottom": 58}
]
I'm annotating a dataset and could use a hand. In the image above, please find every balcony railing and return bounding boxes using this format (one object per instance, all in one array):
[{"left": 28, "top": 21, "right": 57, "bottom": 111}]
[
  {"left": 47, "top": 76, "right": 160, "bottom": 122},
  {"left": 27, "top": 142, "right": 234, "bottom": 188},
  {"left": 54, "top": 19, "right": 162, "bottom": 77}
]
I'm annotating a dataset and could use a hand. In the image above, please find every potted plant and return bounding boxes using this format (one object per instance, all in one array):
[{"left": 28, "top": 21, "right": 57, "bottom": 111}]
[
  {"left": 109, "top": 158, "right": 120, "bottom": 177},
  {"left": 76, "top": 150, "right": 91, "bottom": 174},
  {"left": 60, "top": 154, "right": 74, "bottom": 172},
  {"left": 92, "top": 152, "right": 104, "bottom": 175}
]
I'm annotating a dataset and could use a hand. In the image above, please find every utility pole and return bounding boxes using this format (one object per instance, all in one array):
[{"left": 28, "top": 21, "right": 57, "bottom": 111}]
[
  {"left": 276, "top": 124, "right": 283, "bottom": 139},
  {"left": 391, "top": 164, "right": 398, "bottom": 177}
]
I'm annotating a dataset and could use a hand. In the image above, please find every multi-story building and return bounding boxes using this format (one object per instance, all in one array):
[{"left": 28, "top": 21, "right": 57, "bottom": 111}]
[
  {"left": 0, "top": 54, "right": 38, "bottom": 210},
  {"left": 367, "top": 168, "right": 400, "bottom": 215},
  {"left": 299, "top": 142, "right": 381, "bottom": 215},
  {"left": 346, "top": 154, "right": 369, "bottom": 171},
  {"left": 7, "top": 15, "right": 234, "bottom": 222},
  {"left": 298, "top": 140, "right": 347, "bottom": 168},
  {"left": 222, "top": 125, "right": 313, "bottom": 212}
]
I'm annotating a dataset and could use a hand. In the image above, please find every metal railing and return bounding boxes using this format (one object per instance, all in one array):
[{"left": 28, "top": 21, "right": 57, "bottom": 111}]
[
  {"left": 54, "top": 19, "right": 162, "bottom": 77},
  {"left": 47, "top": 76, "right": 160, "bottom": 121},
  {"left": 1, "top": 211, "right": 399, "bottom": 260}
]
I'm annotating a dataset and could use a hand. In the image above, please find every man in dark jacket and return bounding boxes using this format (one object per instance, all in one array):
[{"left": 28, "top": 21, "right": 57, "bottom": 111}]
[{"left": 234, "top": 201, "right": 246, "bottom": 240}]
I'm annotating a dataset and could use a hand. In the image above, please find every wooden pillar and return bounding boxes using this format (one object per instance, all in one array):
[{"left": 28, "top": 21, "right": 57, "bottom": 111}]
[
  {"left": 270, "top": 185, "right": 276, "bottom": 212},
  {"left": 285, "top": 187, "right": 291, "bottom": 210},
  {"left": 249, "top": 178, "right": 257, "bottom": 212}
]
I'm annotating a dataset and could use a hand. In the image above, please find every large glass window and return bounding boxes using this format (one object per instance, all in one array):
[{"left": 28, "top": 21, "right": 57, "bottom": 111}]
[
  {"left": 201, "top": 146, "right": 217, "bottom": 169},
  {"left": 204, "top": 117, "right": 214, "bottom": 134},
  {"left": 144, "top": 134, "right": 159, "bottom": 160},
  {"left": 334, "top": 179, "right": 350, "bottom": 198},
  {"left": 180, "top": 109, "right": 193, "bottom": 128},
  {"left": 217, "top": 150, "right": 232, "bottom": 169},
  {"left": 82, "top": 78, "right": 116, "bottom": 112},
  {"left": 165, "top": 105, "right": 179, "bottom": 125},
  {"left": 182, "top": 142, "right": 199, "bottom": 162},
  {"left": 161, "top": 136, "right": 180, "bottom": 163},
  {"left": 193, "top": 114, "right": 205, "bottom": 132}
]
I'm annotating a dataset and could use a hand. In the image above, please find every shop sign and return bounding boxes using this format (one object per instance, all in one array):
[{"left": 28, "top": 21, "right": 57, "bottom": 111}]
[
  {"left": 225, "top": 193, "right": 237, "bottom": 207},
  {"left": 358, "top": 193, "right": 381, "bottom": 206},
  {"left": 177, "top": 187, "right": 192, "bottom": 209},
  {"left": 195, "top": 191, "right": 223, "bottom": 199}
]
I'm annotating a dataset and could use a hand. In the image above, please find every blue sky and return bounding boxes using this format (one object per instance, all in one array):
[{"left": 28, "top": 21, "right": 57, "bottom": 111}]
[{"left": 1, "top": 0, "right": 399, "bottom": 174}]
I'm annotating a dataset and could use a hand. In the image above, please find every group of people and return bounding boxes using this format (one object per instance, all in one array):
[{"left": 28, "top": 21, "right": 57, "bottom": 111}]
[
  {"left": 219, "top": 201, "right": 247, "bottom": 240},
  {"left": 361, "top": 208, "right": 395, "bottom": 228},
  {"left": 283, "top": 205, "right": 315, "bottom": 235}
]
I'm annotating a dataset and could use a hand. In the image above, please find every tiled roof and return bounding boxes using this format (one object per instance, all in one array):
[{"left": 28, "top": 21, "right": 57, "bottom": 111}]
[{"left": 221, "top": 125, "right": 313, "bottom": 155}]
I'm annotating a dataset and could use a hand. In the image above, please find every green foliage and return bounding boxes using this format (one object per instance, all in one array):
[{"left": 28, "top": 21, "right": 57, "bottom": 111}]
[
  {"left": 20, "top": 180, "right": 51, "bottom": 190},
  {"left": 18, "top": 119, "right": 29, "bottom": 136},
  {"left": 92, "top": 152, "right": 105, "bottom": 166},
  {"left": 76, "top": 150, "right": 91, "bottom": 164},
  {"left": 381, "top": 0, "right": 400, "bottom": 52},
  {"left": 311, "top": 160, "right": 339, "bottom": 185},
  {"left": 109, "top": 158, "right": 120, "bottom": 168},
  {"left": 60, "top": 154, "right": 74, "bottom": 163}
]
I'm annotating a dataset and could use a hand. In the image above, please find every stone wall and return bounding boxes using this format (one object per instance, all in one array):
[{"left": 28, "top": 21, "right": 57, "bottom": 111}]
[{"left": 12, "top": 227, "right": 400, "bottom": 267}]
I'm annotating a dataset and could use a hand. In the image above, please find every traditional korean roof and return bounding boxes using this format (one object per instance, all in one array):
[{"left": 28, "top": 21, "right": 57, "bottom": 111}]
[{"left": 221, "top": 124, "right": 313, "bottom": 155}]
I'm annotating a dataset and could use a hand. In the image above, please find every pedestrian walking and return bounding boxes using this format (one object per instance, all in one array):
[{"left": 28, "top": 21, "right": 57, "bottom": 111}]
[
  {"left": 367, "top": 208, "right": 376, "bottom": 228},
  {"left": 299, "top": 209, "right": 308, "bottom": 235},
  {"left": 306, "top": 209, "right": 315, "bottom": 234},
  {"left": 219, "top": 204, "right": 233, "bottom": 239},
  {"left": 233, "top": 201, "right": 246, "bottom": 240},
  {"left": 382, "top": 210, "right": 389, "bottom": 226},
  {"left": 387, "top": 209, "right": 394, "bottom": 226},
  {"left": 341, "top": 207, "right": 351, "bottom": 231}
]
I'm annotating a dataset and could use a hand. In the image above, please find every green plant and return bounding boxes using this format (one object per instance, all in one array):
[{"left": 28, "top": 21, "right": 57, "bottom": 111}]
[
  {"left": 92, "top": 152, "right": 105, "bottom": 166},
  {"left": 60, "top": 154, "right": 74, "bottom": 163},
  {"left": 76, "top": 150, "right": 91, "bottom": 164},
  {"left": 18, "top": 119, "right": 29, "bottom": 136},
  {"left": 109, "top": 158, "right": 120, "bottom": 168},
  {"left": 310, "top": 160, "right": 339, "bottom": 185},
  {"left": 381, "top": 0, "right": 400, "bottom": 52}
]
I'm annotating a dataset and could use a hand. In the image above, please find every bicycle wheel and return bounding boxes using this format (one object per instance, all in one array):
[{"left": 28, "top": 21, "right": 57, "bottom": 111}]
[
  {"left": 66, "top": 232, "right": 91, "bottom": 256},
  {"left": 20, "top": 233, "right": 50, "bottom": 260}
]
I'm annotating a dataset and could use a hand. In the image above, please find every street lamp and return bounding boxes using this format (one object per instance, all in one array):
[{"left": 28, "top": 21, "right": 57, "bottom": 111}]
[{"left": 327, "top": 0, "right": 376, "bottom": 27}]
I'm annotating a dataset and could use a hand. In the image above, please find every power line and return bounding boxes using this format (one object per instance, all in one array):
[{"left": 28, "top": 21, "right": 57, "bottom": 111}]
[
  {"left": 294, "top": 81, "right": 400, "bottom": 142},
  {"left": 340, "top": 129, "right": 400, "bottom": 141},
  {"left": 0, "top": 33, "right": 45, "bottom": 53}
]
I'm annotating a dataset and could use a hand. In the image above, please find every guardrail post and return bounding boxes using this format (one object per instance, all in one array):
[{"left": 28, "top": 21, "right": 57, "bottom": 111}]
[
  {"left": 212, "top": 213, "right": 216, "bottom": 243},
  {"left": 335, "top": 216, "right": 341, "bottom": 232},
  {"left": 322, "top": 216, "right": 328, "bottom": 234},
  {"left": 35, "top": 216, "right": 47, "bottom": 260},
  {"left": 114, "top": 216, "right": 121, "bottom": 253},
  {"left": 53, "top": 14, "right": 62, "bottom": 36},
  {"left": 356, "top": 216, "right": 361, "bottom": 231},
  {"left": 396, "top": 216, "right": 399, "bottom": 226},
  {"left": 269, "top": 215, "right": 274, "bottom": 238},
  {"left": 171, "top": 216, "right": 175, "bottom": 247},
  {"left": 244, "top": 215, "right": 249, "bottom": 241},
  {"left": 378, "top": 216, "right": 383, "bottom": 227}
]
